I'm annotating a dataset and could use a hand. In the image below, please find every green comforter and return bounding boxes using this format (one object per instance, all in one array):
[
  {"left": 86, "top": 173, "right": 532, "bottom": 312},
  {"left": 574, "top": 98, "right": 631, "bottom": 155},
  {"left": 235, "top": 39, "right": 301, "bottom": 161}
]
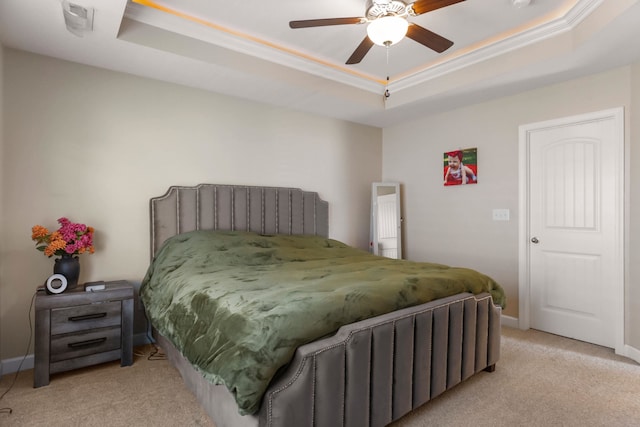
[{"left": 140, "top": 230, "right": 505, "bottom": 415}]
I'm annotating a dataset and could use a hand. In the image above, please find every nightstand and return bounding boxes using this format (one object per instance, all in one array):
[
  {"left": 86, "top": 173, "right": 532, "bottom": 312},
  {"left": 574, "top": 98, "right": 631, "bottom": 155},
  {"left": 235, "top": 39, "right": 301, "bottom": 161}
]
[{"left": 34, "top": 280, "right": 134, "bottom": 387}]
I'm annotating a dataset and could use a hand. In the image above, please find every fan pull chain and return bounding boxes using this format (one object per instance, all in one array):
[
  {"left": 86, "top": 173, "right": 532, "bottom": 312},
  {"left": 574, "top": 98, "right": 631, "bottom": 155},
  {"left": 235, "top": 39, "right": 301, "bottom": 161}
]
[{"left": 384, "top": 46, "right": 391, "bottom": 100}]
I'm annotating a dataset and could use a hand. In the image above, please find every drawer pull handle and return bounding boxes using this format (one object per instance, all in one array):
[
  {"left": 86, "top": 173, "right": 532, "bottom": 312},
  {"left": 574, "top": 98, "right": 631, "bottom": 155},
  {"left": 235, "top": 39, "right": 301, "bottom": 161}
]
[
  {"left": 68, "top": 312, "right": 107, "bottom": 322},
  {"left": 68, "top": 337, "right": 107, "bottom": 349}
]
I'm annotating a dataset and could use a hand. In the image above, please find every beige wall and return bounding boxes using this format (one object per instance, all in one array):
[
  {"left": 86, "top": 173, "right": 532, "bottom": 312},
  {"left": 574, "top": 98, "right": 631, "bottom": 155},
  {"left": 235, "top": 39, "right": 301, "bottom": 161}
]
[
  {"left": 383, "top": 65, "right": 640, "bottom": 349},
  {"left": 0, "top": 44, "right": 4, "bottom": 370},
  {"left": 3, "top": 46, "right": 639, "bottom": 362},
  {"left": 0, "top": 48, "right": 382, "bottom": 359}
]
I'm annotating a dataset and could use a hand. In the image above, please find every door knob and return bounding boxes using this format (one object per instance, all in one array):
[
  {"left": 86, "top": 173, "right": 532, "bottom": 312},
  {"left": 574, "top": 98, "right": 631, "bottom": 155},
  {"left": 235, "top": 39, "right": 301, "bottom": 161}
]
[{"left": 531, "top": 237, "right": 539, "bottom": 244}]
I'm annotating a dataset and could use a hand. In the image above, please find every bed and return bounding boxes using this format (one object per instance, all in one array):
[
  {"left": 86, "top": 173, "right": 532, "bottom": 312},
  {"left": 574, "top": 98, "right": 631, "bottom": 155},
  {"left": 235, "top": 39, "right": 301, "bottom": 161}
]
[{"left": 140, "top": 183, "right": 504, "bottom": 427}]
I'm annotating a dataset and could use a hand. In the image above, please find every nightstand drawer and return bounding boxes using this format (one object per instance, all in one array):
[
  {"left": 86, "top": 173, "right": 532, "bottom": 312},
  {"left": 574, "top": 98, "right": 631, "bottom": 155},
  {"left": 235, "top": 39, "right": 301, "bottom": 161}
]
[
  {"left": 51, "top": 301, "right": 122, "bottom": 335},
  {"left": 34, "top": 280, "right": 134, "bottom": 388},
  {"left": 50, "top": 326, "right": 121, "bottom": 362}
]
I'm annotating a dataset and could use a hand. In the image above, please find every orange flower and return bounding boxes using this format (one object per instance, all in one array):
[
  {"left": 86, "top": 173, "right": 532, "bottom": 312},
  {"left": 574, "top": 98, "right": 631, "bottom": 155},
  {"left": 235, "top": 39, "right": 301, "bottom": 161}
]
[
  {"left": 44, "top": 238, "right": 67, "bottom": 257},
  {"left": 32, "top": 218, "right": 95, "bottom": 258},
  {"left": 31, "top": 225, "right": 49, "bottom": 241}
]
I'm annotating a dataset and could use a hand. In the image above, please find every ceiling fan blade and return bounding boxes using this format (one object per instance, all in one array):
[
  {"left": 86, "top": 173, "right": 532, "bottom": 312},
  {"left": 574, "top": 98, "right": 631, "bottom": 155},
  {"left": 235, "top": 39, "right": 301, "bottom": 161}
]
[
  {"left": 411, "top": 0, "right": 465, "bottom": 16},
  {"left": 289, "top": 17, "right": 364, "bottom": 29},
  {"left": 406, "top": 24, "right": 453, "bottom": 53},
  {"left": 346, "top": 37, "right": 375, "bottom": 65}
]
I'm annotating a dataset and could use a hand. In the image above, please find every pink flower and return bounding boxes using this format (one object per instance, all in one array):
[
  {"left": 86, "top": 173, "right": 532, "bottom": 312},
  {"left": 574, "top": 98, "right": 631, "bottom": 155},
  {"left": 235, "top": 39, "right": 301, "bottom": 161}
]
[{"left": 31, "top": 218, "right": 95, "bottom": 258}]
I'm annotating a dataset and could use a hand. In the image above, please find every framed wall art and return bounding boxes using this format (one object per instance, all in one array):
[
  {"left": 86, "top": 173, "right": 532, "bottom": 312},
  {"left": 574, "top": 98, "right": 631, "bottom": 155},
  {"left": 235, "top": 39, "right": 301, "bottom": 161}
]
[{"left": 444, "top": 148, "right": 478, "bottom": 186}]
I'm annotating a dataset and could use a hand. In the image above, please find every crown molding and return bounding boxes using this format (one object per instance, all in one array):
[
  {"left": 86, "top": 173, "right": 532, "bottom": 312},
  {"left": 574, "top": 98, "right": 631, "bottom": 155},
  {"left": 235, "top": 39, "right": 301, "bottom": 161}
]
[
  {"left": 388, "top": 0, "right": 604, "bottom": 92},
  {"left": 124, "top": 0, "right": 602, "bottom": 96}
]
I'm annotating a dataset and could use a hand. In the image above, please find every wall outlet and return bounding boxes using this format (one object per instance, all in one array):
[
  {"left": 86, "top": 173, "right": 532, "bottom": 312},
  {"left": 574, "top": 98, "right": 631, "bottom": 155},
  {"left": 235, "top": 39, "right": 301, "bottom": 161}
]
[{"left": 492, "top": 209, "right": 510, "bottom": 221}]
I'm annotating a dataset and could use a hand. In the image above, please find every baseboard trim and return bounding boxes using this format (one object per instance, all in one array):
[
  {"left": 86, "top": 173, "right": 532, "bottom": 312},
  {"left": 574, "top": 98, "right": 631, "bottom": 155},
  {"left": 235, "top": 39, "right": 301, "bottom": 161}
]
[
  {"left": 134, "top": 332, "right": 153, "bottom": 347},
  {"left": 501, "top": 314, "right": 518, "bottom": 329},
  {"left": 0, "top": 354, "right": 34, "bottom": 377},
  {"left": 620, "top": 344, "right": 640, "bottom": 364},
  {"left": 501, "top": 315, "right": 640, "bottom": 364}
]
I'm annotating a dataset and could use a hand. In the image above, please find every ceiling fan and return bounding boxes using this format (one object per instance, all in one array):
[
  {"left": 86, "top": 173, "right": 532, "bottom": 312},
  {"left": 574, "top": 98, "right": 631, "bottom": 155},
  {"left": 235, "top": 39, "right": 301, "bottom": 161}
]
[{"left": 289, "top": 0, "right": 465, "bottom": 65}]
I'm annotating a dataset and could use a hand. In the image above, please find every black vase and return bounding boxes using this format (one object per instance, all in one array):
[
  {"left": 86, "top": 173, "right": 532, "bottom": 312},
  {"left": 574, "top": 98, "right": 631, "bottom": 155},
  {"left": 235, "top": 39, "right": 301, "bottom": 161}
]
[{"left": 54, "top": 254, "right": 80, "bottom": 290}]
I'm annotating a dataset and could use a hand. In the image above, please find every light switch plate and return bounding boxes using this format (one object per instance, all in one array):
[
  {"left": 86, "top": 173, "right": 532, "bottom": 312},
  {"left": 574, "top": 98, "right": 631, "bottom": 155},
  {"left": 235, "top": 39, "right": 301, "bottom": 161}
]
[{"left": 492, "top": 209, "right": 510, "bottom": 221}]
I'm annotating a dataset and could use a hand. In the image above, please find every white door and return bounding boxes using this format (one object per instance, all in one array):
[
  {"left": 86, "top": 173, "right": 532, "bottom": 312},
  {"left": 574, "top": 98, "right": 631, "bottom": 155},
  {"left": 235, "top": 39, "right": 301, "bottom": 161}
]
[{"left": 519, "top": 108, "right": 624, "bottom": 349}]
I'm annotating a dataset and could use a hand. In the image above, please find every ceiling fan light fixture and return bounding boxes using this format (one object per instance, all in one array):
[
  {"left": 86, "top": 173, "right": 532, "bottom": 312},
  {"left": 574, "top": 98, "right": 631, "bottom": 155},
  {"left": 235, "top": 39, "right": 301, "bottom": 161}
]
[
  {"left": 511, "top": 0, "right": 531, "bottom": 8},
  {"left": 366, "top": 15, "right": 409, "bottom": 46}
]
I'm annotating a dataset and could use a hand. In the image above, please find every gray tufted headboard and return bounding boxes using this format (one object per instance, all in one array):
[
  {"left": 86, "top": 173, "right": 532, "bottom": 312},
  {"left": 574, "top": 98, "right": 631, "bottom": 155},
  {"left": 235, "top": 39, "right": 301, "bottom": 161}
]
[{"left": 149, "top": 184, "right": 329, "bottom": 259}]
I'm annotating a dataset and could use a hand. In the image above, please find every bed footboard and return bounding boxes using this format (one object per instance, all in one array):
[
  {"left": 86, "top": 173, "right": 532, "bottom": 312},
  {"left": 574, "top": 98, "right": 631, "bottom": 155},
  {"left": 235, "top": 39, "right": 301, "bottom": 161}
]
[
  {"left": 156, "top": 292, "right": 501, "bottom": 427},
  {"left": 259, "top": 292, "right": 501, "bottom": 427}
]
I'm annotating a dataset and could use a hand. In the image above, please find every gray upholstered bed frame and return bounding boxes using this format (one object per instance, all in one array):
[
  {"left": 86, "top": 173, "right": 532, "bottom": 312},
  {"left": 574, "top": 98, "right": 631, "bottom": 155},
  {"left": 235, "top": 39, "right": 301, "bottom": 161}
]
[{"left": 148, "top": 184, "right": 502, "bottom": 427}]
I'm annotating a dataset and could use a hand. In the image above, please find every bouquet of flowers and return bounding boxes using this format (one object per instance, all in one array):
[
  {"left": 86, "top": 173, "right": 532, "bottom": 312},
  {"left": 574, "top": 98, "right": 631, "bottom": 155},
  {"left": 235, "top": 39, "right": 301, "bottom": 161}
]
[{"left": 31, "top": 217, "right": 95, "bottom": 257}]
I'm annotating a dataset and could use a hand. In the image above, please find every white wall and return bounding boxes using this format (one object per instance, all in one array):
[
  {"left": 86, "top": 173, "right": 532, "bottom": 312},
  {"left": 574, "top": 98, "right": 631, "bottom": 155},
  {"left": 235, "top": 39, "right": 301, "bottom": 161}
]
[
  {"left": 383, "top": 65, "right": 640, "bottom": 349},
  {"left": 0, "top": 48, "right": 382, "bottom": 359},
  {"left": 629, "top": 63, "right": 640, "bottom": 348}
]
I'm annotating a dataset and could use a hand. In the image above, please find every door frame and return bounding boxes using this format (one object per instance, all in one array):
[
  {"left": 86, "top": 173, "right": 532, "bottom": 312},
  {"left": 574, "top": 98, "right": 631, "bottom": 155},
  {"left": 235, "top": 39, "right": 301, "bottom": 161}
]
[{"left": 518, "top": 107, "right": 625, "bottom": 354}]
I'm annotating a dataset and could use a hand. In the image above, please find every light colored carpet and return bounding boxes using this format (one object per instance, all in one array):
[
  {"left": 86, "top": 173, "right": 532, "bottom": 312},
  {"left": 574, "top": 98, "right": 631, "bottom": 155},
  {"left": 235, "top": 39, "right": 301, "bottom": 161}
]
[
  {"left": 1, "top": 327, "right": 639, "bottom": 426},
  {"left": 0, "top": 347, "right": 214, "bottom": 427},
  {"left": 392, "top": 327, "right": 640, "bottom": 427}
]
